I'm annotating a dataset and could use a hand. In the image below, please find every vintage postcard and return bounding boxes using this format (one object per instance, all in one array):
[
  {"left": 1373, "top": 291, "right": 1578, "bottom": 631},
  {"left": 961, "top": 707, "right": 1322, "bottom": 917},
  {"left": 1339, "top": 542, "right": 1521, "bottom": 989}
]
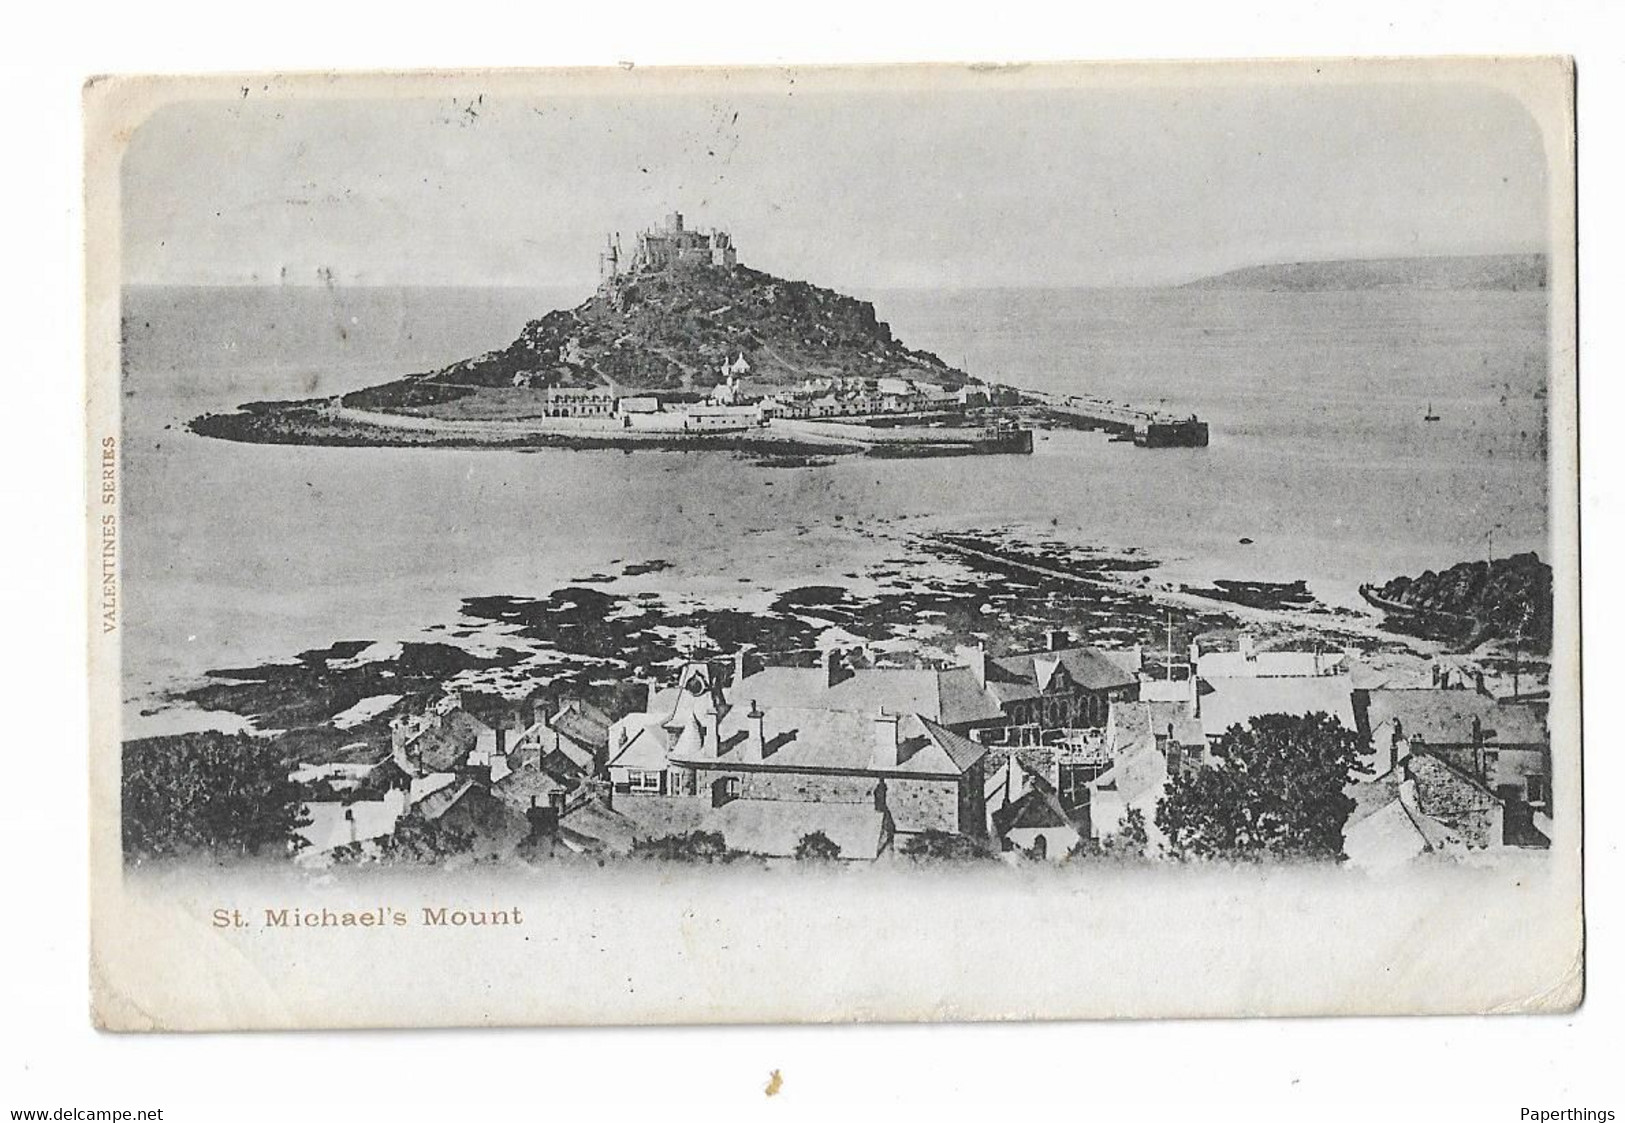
[{"left": 86, "top": 59, "right": 1580, "bottom": 1030}]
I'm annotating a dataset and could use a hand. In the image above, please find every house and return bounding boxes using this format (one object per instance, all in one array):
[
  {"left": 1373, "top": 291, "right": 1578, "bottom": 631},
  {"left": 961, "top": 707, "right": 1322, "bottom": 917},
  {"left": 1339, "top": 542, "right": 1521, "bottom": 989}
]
[
  {"left": 293, "top": 789, "right": 409, "bottom": 862},
  {"left": 600, "top": 652, "right": 992, "bottom": 855},
  {"left": 533, "top": 698, "right": 612, "bottom": 776},
  {"left": 957, "top": 383, "right": 991, "bottom": 408},
  {"left": 727, "top": 647, "right": 1005, "bottom": 735},
  {"left": 537, "top": 386, "right": 616, "bottom": 418},
  {"left": 975, "top": 631, "right": 1141, "bottom": 733},
  {"left": 616, "top": 395, "right": 661, "bottom": 416},
  {"left": 989, "top": 759, "right": 1087, "bottom": 860},
  {"left": 1079, "top": 698, "right": 1206, "bottom": 849},
  {"left": 665, "top": 702, "right": 989, "bottom": 845},
  {"left": 1342, "top": 770, "right": 1433, "bottom": 871},
  {"left": 1357, "top": 687, "right": 1550, "bottom": 815},
  {"left": 607, "top": 662, "right": 724, "bottom": 795},
  {"left": 1194, "top": 634, "right": 1352, "bottom": 680},
  {"left": 1195, "top": 673, "right": 1357, "bottom": 748},
  {"left": 389, "top": 693, "right": 505, "bottom": 777}
]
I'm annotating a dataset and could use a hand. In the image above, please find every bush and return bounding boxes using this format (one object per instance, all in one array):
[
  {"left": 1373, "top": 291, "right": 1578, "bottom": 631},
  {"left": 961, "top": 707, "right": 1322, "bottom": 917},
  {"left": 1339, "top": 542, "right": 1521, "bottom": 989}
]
[
  {"left": 632, "top": 830, "right": 740, "bottom": 863},
  {"left": 899, "top": 830, "right": 993, "bottom": 862},
  {"left": 793, "top": 830, "right": 841, "bottom": 861}
]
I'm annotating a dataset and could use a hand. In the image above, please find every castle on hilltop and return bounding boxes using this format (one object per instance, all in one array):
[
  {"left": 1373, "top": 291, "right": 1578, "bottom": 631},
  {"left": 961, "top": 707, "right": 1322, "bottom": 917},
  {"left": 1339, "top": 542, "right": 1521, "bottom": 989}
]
[{"left": 599, "top": 212, "right": 737, "bottom": 285}]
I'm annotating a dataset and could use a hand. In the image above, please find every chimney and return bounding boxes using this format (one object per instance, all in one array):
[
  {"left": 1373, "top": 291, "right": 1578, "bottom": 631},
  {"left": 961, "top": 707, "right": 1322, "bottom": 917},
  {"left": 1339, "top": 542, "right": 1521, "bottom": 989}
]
[
  {"left": 1240, "top": 635, "right": 1256, "bottom": 662},
  {"left": 646, "top": 679, "right": 658, "bottom": 712},
  {"left": 968, "top": 643, "right": 987, "bottom": 688},
  {"left": 344, "top": 807, "right": 357, "bottom": 844},
  {"left": 743, "top": 701, "right": 766, "bottom": 762},
  {"left": 703, "top": 706, "right": 722, "bottom": 758},
  {"left": 1004, "top": 752, "right": 1025, "bottom": 806},
  {"left": 823, "top": 647, "right": 844, "bottom": 689},
  {"left": 1475, "top": 670, "right": 1489, "bottom": 697},
  {"left": 733, "top": 644, "right": 755, "bottom": 689},
  {"left": 873, "top": 708, "right": 902, "bottom": 769},
  {"left": 1046, "top": 629, "right": 1070, "bottom": 652},
  {"left": 1189, "top": 672, "right": 1201, "bottom": 719}
]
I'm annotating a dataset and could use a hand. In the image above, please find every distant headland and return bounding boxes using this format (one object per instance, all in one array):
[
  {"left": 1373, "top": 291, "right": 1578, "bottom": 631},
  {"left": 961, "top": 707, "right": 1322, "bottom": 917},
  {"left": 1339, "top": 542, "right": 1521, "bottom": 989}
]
[{"left": 1182, "top": 252, "right": 1548, "bottom": 293}]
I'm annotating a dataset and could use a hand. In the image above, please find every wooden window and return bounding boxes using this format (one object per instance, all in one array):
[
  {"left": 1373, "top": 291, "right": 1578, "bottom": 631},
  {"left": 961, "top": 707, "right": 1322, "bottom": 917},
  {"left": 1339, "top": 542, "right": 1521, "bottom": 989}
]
[{"left": 1527, "top": 775, "right": 1549, "bottom": 805}]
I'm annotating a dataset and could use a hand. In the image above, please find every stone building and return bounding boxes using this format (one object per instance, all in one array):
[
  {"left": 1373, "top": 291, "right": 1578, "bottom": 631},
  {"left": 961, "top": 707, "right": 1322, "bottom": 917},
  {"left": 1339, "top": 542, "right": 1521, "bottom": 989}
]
[
  {"left": 602, "top": 655, "right": 991, "bottom": 855},
  {"left": 975, "top": 631, "right": 1142, "bottom": 734},
  {"left": 600, "top": 211, "right": 737, "bottom": 285}
]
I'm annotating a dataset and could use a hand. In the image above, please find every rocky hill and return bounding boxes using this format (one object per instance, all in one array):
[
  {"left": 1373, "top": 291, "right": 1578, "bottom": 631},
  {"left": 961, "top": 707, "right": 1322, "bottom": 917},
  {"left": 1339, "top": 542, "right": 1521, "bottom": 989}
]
[
  {"left": 1363, "top": 552, "right": 1552, "bottom": 652},
  {"left": 1183, "top": 253, "right": 1548, "bottom": 293},
  {"left": 345, "top": 264, "right": 964, "bottom": 409}
]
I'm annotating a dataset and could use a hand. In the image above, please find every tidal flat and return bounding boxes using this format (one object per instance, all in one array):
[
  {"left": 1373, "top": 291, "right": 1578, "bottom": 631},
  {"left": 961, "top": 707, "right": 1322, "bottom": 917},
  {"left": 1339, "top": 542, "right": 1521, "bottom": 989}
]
[{"left": 146, "top": 530, "right": 1400, "bottom": 769}]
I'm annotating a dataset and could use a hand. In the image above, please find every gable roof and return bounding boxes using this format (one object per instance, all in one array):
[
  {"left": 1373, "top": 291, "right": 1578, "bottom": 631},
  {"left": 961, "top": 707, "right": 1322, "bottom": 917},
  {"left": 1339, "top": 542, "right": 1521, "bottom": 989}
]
[
  {"left": 1109, "top": 700, "right": 1206, "bottom": 757},
  {"left": 549, "top": 700, "right": 612, "bottom": 750},
  {"left": 987, "top": 645, "right": 1140, "bottom": 697},
  {"left": 607, "top": 714, "right": 675, "bottom": 772},
  {"left": 406, "top": 709, "right": 489, "bottom": 773},
  {"left": 1197, "top": 650, "right": 1349, "bottom": 680},
  {"left": 1198, "top": 675, "right": 1357, "bottom": 740},
  {"left": 1364, "top": 688, "right": 1547, "bottom": 749},
  {"left": 992, "top": 785, "right": 1073, "bottom": 834},
  {"left": 729, "top": 664, "right": 1003, "bottom": 727},
  {"left": 1342, "top": 782, "right": 1430, "bottom": 870},
  {"left": 668, "top": 705, "right": 988, "bottom": 777},
  {"left": 491, "top": 758, "right": 571, "bottom": 813}
]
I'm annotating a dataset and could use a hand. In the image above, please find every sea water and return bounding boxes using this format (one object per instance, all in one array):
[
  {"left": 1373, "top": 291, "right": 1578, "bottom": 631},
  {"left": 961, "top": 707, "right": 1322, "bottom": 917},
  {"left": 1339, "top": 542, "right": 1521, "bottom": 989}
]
[{"left": 118, "top": 283, "right": 1551, "bottom": 725}]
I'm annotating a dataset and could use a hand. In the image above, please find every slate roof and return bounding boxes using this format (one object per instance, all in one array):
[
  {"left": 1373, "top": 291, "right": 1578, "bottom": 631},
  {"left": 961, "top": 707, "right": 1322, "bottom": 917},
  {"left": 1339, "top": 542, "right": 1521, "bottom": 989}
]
[
  {"left": 295, "top": 798, "right": 403, "bottom": 853},
  {"left": 406, "top": 709, "right": 489, "bottom": 773},
  {"left": 550, "top": 700, "right": 612, "bottom": 751},
  {"left": 1341, "top": 776, "right": 1430, "bottom": 871},
  {"left": 1363, "top": 688, "right": 1547, "bottom": 749},
  {"left": 607, "top": 714, "right": 676, "bottom": 772},
  {"left": 728, "top": 664, "right": 1003, "bottom": 727},
  {"left": 418, "top": 777, "right": 479, "bottom": 821},
  {"left": 669, "top": 705, "right": 988, "bottom": 777},
  {"left": 1197, "top": 675, "right": 1357, "bottom": 740},
  {"left": 1109, "top": 700, "right": 1206, "bottom": 756},
  {"left": 491, "top": 758, "right": 572, "bottom": 813},
  {"left": 1197, "top": 649, "right": 1349, "bottom": 680},
  {"left": 991, "top": 785, "right": 1074, "bottom": 834},
  {"left": 987, "top": 646, "right": 1140, "bottom": 696}
]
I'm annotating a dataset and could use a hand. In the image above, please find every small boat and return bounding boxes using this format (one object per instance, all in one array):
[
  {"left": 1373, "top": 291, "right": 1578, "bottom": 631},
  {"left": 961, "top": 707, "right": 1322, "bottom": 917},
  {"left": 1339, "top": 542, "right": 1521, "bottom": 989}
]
[{"left": 1424, "top": 401, "right": 1440, "bottom": 422}]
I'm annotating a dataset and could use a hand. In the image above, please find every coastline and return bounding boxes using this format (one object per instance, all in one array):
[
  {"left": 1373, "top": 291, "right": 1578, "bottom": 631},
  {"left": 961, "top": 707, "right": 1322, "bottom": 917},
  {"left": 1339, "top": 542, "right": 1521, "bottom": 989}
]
[{"left": 188, "top": 399, "right": 1039, "bottom": 458}]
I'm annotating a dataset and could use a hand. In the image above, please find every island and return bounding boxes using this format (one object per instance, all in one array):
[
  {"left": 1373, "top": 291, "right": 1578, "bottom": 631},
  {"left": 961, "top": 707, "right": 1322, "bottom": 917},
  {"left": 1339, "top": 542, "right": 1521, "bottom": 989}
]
[{"left": 188, "top": 212, "right": 1208, "bottom": 457}]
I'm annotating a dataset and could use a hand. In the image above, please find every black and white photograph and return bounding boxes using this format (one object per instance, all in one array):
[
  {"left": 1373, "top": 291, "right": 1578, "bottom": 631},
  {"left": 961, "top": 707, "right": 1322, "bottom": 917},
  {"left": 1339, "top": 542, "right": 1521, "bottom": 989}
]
[{"left": 82, "top": 59, "right": 1578, "bottom": 1031}]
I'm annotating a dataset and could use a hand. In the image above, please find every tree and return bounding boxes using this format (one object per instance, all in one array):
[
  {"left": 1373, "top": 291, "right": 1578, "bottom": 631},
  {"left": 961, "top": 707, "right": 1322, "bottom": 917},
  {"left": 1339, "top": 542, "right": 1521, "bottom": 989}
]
[
  {"left": 1069, "top": 806, "right": 1151, "bottom": 864},
  {"left": 1155, "top": 712, "right": 1363, "bottom": 862},
  {"left": 632, "top": 830, "right": 738, "bottom": 862},
  {"left": 122, "top": 732, "right": 305, "bottom": 862},
  {"left": 900, "top": 829, "right": 993, "bottom": 862},
  {"left": 330, "top": 812, "right": 475, "bottom": 865},
  {"left": 793, "top": 830, "right": 842, "bottom": 861}
]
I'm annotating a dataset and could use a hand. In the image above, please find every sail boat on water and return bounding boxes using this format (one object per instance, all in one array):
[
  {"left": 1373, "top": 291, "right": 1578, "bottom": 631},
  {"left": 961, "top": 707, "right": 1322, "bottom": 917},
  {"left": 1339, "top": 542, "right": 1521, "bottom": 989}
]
[{"left": 1424, "top": 400, "right": 1441, "bottom": 422}]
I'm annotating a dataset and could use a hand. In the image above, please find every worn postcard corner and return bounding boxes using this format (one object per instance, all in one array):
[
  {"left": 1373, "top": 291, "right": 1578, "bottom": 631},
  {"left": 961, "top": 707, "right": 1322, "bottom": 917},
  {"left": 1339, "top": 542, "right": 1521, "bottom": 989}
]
[{"left": 87, "top": 58, "right": 1579, "bottom": 1030}]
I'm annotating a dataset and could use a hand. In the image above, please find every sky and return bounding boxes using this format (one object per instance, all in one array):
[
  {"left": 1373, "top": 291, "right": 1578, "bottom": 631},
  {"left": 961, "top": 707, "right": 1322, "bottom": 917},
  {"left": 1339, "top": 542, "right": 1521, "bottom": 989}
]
[{"left": 120, "top": 71, "right": 1553, "bottom": 290}]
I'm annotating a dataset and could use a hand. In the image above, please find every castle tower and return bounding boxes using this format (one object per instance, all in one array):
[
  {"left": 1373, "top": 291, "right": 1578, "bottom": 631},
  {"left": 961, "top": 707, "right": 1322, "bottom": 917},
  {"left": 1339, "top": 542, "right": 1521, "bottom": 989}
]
[{"left": 598, "top": 233, "right": 621, "bottom": 283}]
